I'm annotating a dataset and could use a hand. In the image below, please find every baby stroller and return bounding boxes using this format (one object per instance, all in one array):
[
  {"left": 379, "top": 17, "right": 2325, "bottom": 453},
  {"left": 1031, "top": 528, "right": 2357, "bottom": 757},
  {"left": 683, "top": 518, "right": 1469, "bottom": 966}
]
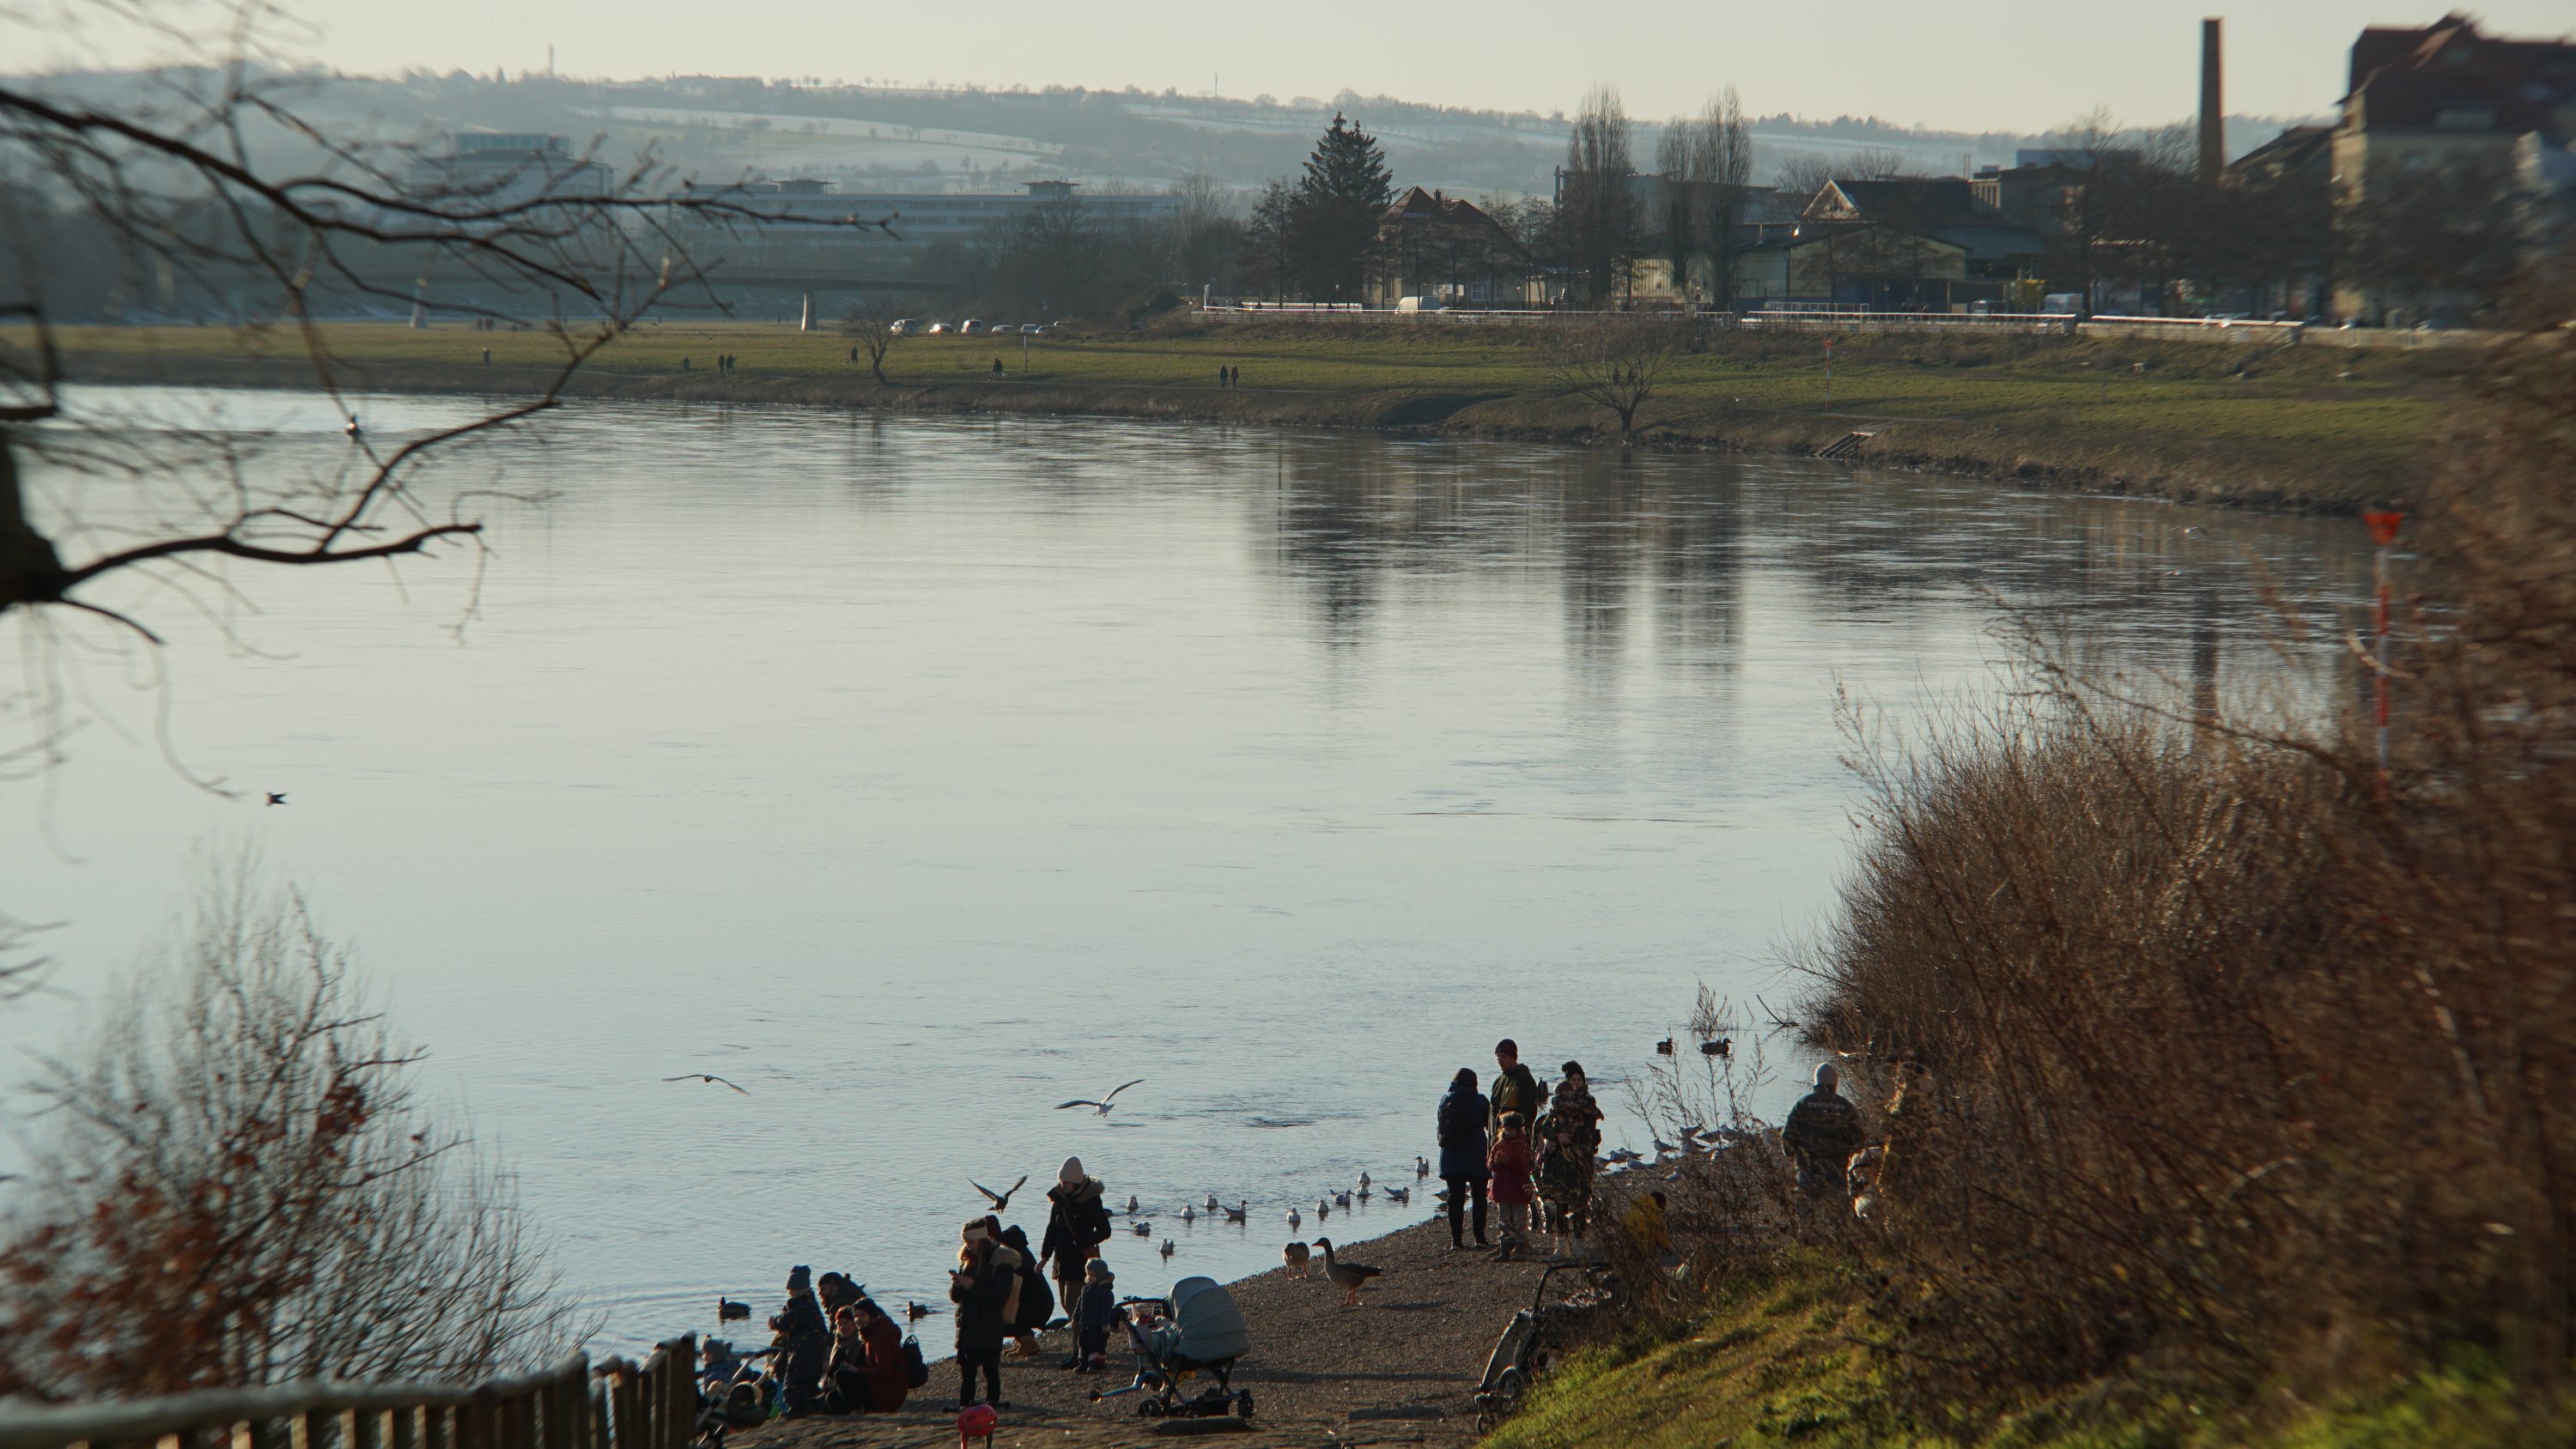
[{"left": 1091, "top": 1276, "right": 1255, "bottom": 1420}]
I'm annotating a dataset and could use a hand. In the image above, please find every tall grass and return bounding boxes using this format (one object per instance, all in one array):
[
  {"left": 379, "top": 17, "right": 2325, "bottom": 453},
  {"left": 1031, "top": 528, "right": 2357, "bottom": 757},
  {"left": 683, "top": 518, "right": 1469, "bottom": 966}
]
[{"left": 1797, "top": 304, "right": 2576, "bottom": 1405}]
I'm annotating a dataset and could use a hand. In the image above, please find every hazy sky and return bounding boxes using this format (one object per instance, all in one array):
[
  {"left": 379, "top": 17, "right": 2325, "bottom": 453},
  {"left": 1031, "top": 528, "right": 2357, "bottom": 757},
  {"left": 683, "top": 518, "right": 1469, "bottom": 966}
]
[{"left": 36, "top": 0, "right": 2576, "bottom": 131}]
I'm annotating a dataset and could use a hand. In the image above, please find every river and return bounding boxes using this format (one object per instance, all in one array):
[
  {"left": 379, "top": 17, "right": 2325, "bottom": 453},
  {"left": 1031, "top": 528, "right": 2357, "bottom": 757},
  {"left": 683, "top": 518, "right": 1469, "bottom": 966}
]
[{"left": 0, "top": 389, "right": 2366, "bottom": 1352}]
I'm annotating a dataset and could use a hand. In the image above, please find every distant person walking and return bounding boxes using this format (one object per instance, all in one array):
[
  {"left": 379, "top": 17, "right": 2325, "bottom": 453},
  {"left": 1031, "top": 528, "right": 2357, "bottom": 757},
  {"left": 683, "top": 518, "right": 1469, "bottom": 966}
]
[
  {"left": 1782, "top": 1062, "right": 1865, "bottom": 1201},
  {"left": 1488, "top": 1039, "right": 1543, "bottom": 1137},
  {"left": 1437, "top": 1067, "right": 1491, "bottom": 1250}
]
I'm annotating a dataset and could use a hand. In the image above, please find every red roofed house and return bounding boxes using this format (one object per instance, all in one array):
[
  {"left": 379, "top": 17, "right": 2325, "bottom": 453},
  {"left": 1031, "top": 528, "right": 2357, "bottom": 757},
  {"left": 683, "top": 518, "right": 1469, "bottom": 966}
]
[{"left": 1364, "top": 186, "right": 1535, "bottom": 308}]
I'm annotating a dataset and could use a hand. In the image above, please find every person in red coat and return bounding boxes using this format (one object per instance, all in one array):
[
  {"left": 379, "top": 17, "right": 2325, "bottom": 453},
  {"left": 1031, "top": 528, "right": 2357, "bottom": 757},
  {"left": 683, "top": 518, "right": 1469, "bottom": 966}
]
[
  {"left": 823, "top": 1300, "right": 911, "bottom": 1413},
  {"left": 1485, "top": 1111, "right": 1537, "bottom": 1255}
]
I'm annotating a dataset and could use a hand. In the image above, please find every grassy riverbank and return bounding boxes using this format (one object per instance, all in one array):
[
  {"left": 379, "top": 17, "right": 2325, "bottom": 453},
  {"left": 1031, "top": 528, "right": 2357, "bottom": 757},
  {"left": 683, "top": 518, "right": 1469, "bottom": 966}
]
[
  {"left": 1486, "top": 1255, "right": 2561, "bottom": 1449},
  {"left": 38, "top": 318, "right": 2463, "bottom": 511}
]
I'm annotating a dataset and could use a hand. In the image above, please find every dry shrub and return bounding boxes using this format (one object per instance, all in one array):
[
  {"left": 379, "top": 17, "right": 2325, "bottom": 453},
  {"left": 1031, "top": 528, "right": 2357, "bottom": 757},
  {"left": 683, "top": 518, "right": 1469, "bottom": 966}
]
[
  {"left": 0, "top": 858, "right": 593, "bottom": 1397},
  {"left": 1800, "top": 306, "right": 2576, "bottom": 1401}
]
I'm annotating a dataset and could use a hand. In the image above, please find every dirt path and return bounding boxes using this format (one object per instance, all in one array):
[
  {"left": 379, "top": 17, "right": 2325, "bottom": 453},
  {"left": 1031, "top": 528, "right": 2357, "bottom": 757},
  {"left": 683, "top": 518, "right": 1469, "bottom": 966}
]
[{"left": 731, "top": 1219, "right": 1546, "bottom": 1449}]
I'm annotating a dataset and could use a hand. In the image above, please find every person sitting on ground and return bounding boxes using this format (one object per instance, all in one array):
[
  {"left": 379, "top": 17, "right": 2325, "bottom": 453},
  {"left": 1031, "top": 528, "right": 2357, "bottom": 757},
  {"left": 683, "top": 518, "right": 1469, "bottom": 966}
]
[
  {"left": 1437, "top": 1066, "right": 1491, "bottom": 1250},
  {"left": 820, "top": 1299, "right": 909, "bottom": 1413},
  {"left": 823, "top": 1306, "right": 871, "bottom": 1413},
  {"left": 696, "top": 1338, "right": 750, "bottom": 1403},
  {"left": 817, "top": 1270, "right": 864, "bottom": 1316},
  {"left": 999, "top": 1222, "right": 1054, "bottom": 1358},
  {"left": 1486, "top": 1110, "right": 1535, "bottom": 1256},
  {"left": 1488, "top": 1039, "right": 1543, "bottom": 1137},
  {"left": 1782, "top": 1061, "right": 1866, "bottom": 1201},
  {"left": 1041, "top": 1155, "right": 1113, "bottom": 1367},
  {"left": 1624, "top": 1188, "right": 1680, "bottom": 1269},
  {"left": 1072, "top": 1258, "right": 1119, "bottom": 1373},
  {"left": 950, "top": 1218, "right": 1016, "bottom": 1410},
  {"left": 769, "top": 1264, "right": 831, "bottom": 1417}
]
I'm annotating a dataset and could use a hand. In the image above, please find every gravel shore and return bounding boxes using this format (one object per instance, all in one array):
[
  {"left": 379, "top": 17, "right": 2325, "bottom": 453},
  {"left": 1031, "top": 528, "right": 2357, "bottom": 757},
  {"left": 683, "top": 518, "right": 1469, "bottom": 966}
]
[{"left": 731, "top": 1217, "right": 1550, "bottom": 1449}]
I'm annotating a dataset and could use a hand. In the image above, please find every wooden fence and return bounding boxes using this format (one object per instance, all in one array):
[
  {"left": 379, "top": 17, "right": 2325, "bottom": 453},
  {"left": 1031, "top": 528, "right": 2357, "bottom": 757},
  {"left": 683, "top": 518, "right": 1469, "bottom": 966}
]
[{"left": 0, "top": 1337, "right": 698, "bottom": 1449}]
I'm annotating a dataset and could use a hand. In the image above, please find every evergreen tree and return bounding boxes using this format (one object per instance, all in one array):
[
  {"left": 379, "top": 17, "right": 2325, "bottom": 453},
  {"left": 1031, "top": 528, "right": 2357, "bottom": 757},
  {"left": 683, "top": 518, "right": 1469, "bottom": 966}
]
[{"left": 1287, "top": 112, "right": 1393, "bottom": 302}]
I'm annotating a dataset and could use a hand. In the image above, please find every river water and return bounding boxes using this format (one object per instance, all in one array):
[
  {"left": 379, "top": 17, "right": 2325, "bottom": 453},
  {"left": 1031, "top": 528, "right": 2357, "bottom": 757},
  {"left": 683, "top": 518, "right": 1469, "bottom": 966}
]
[{"left": 1, "top": 389, "right": 2366, "bottom": 1353}]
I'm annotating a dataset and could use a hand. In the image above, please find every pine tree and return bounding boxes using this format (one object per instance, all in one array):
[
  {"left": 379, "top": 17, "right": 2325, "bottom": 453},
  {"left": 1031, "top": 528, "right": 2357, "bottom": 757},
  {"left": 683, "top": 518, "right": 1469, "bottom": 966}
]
[{"left": 1287, "top": 112, "right": 1394, "bottom": 302}]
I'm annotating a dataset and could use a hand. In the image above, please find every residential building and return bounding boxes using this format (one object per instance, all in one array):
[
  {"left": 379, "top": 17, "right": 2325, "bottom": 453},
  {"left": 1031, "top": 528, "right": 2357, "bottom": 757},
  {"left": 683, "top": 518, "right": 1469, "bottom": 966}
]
[{"left": 1363, "top": 186, "right": 1534, "bottom": 307}]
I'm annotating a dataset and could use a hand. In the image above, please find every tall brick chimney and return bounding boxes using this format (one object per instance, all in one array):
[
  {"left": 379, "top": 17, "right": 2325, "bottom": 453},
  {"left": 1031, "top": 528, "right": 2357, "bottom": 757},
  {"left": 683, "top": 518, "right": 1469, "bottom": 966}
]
[{"left": 2199, "top": 17, "right": 2225, "bottom": 178}]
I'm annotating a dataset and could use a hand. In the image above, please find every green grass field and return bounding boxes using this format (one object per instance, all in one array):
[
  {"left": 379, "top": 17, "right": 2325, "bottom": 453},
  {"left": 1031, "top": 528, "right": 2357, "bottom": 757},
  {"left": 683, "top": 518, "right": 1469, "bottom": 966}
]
[
  {"left": 1482, "top": 1257, "right": 2562, "bottom": 1449},
  {"left": 33, "top": 318, "right": 2458, "bottom": 509}
]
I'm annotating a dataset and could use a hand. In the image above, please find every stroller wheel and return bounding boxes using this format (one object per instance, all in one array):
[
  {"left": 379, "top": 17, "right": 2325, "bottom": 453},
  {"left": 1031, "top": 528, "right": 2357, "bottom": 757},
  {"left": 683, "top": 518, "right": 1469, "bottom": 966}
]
[
  {"left": 1137, "top": 1400, "right": 1167, "bottom": 1418},
  {"left": 1235, "top": 1391, "right": 1255, "bottom": 1420}
]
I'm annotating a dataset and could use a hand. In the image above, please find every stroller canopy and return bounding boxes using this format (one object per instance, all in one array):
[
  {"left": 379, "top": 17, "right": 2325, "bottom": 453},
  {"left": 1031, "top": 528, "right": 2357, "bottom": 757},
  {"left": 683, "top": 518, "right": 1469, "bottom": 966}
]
[{"left": 1167, "top": 1276, "right": 1250, "bottom": 1362}]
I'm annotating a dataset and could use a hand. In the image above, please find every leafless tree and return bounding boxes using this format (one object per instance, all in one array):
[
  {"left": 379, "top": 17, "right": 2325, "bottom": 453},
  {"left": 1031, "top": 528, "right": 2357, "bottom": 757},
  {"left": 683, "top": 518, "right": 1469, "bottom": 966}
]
[
  {"left": 1537, "top": 313, "right": 1684, "bottom": 441},
  {"left": 1655, "top": 88, "right": 1755, "bottom": 308},
  {"left": 1558, "top": 85, "right": 1637, "bottom": 306},
  {"left": 0, "top": 5, "right": 884, "bottom": 769},
  {"left": 0, "top": 858, "right": 595, "bottom": 1397},
  {"left": 1773, "top": 147, "right": 1919, "bottom": 207},
  {"left": 840, "top": 294, "right": 904, "bottom": 384}
]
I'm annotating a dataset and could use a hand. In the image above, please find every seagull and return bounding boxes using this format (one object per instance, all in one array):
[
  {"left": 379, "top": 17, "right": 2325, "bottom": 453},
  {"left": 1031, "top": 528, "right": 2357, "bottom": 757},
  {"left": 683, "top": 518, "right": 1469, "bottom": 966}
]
[
  {"left": 1312, "top": 1238, "right": 1382, "bottom": 1308},
  {"left": 1315, "top": 1198, "right": 1330, "bottom": 1221},
  {"left": 1204, "top": 1193, "right": 1220, "bottom": 1210},
  {"left": 1159, "top": 1238, "right": 1176, "bottom": 1260},
  {"left": 1056, "top": 1079, "right": 1145, "bottom": 1116},
  {"left": 264, "top": 791, "right": 288, "bottom": 807},
  {"left": 1415, "top": 1156, "right": 1431, "bottom": 1178},
  {"left": 971, "top": 1175, "right": 1029, "bottom": 1213},
  {"left": 1223, "top": 1202, "right": 1248, "bottom": 1222},
  {"left": 1126, "top": 1194, "right": 1140, "bottom": 1214},
  {"left": 1130, "top": 1220, "right": 1151, "bottom": 1236},
  {"left": 663, "top": 1073, "right": 749, "bottom": 1094},
  {"left": 1651, "top": 1137, "right": 1678, "bottom": 1154},
  {"left": 1332, "top": 1189, "right": 1352, "bottom": 1209},
  {"left": 1181, "top": 1205, "right": 1196, "bottom": 1223},
  {"left": 1358, "top": 1172, "right": 1370, "bottom": 1190},
  {"left": 1284, "top": 1241, "right": 1310, "bottom": 1276},
  {"left": 1382, "top": 1185, "right": 1409, "bottom": 1204},
  {"left": 1286, "top": 1207, "right": 1302, "bottom": 1230},
  {"left": 344, "top": 414, "right": 361, "bottom": 437}
]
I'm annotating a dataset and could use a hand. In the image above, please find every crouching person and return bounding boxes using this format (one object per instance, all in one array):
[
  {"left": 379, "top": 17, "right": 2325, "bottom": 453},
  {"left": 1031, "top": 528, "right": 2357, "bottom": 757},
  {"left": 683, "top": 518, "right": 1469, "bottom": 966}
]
[{"left": 823, "top": 1300, "right": 910, "bottom": 1413}]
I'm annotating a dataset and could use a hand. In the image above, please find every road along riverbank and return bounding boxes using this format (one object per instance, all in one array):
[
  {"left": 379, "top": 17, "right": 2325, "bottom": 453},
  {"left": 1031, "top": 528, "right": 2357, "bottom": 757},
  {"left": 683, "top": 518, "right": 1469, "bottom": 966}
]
[{"left": 38, "top": 320, "right": 2462, "bottom": 512}]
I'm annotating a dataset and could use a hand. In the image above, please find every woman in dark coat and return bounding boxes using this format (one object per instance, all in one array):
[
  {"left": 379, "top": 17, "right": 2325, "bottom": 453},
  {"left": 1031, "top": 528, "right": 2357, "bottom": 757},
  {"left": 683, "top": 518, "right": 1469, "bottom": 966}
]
[
  {"left": 999, "top": 1223, "right": 1054, "bottom": 1357},
  {"left": 1436, "top": 1067, "right": 1492, "bottom": 1250},
  {"left": 949, "top": 1220, "right": 1015, "bottom": 1409},
  {"left": 1038, "top": 1156, "right": 1111, "bottom": 1366}
]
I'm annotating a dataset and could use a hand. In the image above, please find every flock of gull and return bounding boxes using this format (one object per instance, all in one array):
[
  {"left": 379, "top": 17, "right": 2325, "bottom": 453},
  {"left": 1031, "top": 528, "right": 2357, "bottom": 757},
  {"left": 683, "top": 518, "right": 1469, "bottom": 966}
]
[{"left": 1097, "top": 1157, "right": 1427, "bottom": 1288}]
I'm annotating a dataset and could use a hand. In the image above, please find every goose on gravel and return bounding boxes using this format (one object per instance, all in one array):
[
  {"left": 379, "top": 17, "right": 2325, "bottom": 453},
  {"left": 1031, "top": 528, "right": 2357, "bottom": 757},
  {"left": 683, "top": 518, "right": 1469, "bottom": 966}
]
[{"left": 1311, "top": 1237, "right": 1382, "bottom": 1308}]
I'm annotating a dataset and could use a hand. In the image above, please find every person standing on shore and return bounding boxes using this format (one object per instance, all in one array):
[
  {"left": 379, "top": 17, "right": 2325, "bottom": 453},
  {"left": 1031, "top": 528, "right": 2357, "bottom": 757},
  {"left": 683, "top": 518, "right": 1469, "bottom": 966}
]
[
  {"left": 1489, "top": 1040, "right": 1543, "bottom": 1137},
  {"left": 1072, "top": 1259, "right": 1118, "bottom": 1372},
  {"left": 1486, "top": 1110, "right": 1535, "bottom": 1257},
  {"left": 949, "top": 1220, "right": 1014, "bottom": 1410},
  {"left": 1536, "top": 1062, "right": 1603, "bottom": 1259},
  {"left": 1437, "top": 1067, "right": 1491, "bottom": 1250},
  {"left": 1039, "top": 1156, "right": 1112, "bottom": 1365},
  {"left": 1782, "top": 1062, "right": 1865, "bottom": 1201},
  {"left": 769, "top": 1265, "right": 830, "bottom": 1416}
]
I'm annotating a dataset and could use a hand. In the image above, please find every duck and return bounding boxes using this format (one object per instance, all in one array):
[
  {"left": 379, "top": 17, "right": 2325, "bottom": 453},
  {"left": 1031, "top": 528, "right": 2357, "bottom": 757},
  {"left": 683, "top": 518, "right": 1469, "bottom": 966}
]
[
  {"left": 1655, "top": 1037, "right": 1674, "bottom": 1055},
  {"left": 1283, "top": 1241, "right": 1311, "bottom": 1276},
  {"left": 906, "top": 1300, "right": 930, "bottom": 1322},
  {"left": 1224, "top": 1201, "right": 1248, "bottom": 1222},
  {"left": 1312, "top": 1237, "right": 1382, "bottom": 1308},
  {"left": 1181, "top": 1204, "right": 1196, "bottom": 1223},
  {"left": 717, "top": 1298, "right": 750, "bottom": 1321},
  {"left": 1160, "top": 1238, "right": 1176, "bottom": 1260},
  {"left": 1287, "top": 1206, "right": 1303, "bottom": 1230},
  {"left": 1131, "top": 1220, "right": 1152, "bottom": 1236}
]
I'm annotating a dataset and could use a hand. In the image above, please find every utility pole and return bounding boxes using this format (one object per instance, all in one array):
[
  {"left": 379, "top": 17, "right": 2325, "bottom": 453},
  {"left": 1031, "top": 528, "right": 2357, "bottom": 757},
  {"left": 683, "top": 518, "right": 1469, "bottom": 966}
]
[{"left": 2364, "top": 508, "right": 2404, "bottom": 798}]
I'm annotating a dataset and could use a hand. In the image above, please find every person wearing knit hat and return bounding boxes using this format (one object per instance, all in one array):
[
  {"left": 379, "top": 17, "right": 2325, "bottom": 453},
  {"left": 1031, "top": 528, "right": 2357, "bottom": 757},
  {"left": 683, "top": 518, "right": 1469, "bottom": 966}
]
[
  {"left": 1040, "top": 1155, "right": 1112, "bottom": 1369},
  {"left": 1072, "top": 1258, "right": 1118, "bottom": 1373},
  {"left": 769, "top": 1265, "right": 829, "bottom": 1416},
  {"left": 950, "top": 1218, "right": 1013, "bottom": 1408}
]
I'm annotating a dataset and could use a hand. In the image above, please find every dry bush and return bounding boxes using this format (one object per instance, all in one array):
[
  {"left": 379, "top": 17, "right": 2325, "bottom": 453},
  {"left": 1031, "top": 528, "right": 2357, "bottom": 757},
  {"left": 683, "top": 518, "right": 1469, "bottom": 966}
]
[
  {"left": 0, "top": 860, "right": 592, "bottom": 1397},
  {"left": 1795, "top": 304, "right": 2576, "bottom": 1400}
]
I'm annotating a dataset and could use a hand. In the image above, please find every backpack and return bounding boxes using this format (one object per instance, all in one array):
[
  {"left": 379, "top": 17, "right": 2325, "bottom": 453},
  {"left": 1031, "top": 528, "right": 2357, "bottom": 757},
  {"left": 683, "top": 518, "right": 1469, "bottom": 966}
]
[{"left": 901, "top": 1336, "right": 928, "bottom": 1389}]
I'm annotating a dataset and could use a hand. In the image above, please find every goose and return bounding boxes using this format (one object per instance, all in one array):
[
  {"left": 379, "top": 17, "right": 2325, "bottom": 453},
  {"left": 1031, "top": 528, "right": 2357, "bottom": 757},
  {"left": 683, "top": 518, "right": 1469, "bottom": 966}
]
[
  {"left": 1383, "top": 1185, "right": 1409, "bottom": 1204},
  {"left": 1223, "top": 1201, "right": 1248, "bottom": 1222},
  {"left": 1286, "top": 1207, "right": 1302, "bottom": 1230},
  {"left": 1283, "top": 1241, "right": 1310, "bottom": 1276},
  {"left": 1055, "top": 1079, "right": 1145, "bottom": 1117},
  {"left": 718, "top": 1298, "right": 750, "bottom": 1321},
  {"left": 1311, "top": 1237, "right": 1382, "bottom": 1308},
  {"left": 1333, "top": 1189, "right": 1352, "bottom": 1209},
  {"left": 1159, "top": 1239, "right": 1176, "bottom": 1260},
  {"left": 1181, "top": 1204, "right": 1196, "bottom": 1223}
]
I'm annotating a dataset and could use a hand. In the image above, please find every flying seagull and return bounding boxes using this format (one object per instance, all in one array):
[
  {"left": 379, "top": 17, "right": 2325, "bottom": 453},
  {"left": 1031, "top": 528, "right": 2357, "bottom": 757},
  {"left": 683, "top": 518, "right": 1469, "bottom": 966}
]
[
  {"left": 1056, "top": 1079, "right": 1145, "bottom": 1116},
  {"left": 265, "top": 792, "right": 288, "bottom": 806},
  {"left": 664, "top": 1073, "right": 749, "bottom": 1094},
  {"left": 972, "top": 1175, "right": 1030, "bottom": 1213}
]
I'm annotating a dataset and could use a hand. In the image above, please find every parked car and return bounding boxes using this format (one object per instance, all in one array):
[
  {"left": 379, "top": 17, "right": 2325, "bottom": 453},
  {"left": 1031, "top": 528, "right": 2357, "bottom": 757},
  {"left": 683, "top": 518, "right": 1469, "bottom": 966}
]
[
  {"left": 1018, "top": 323, "right": 1044, "bottom": 334},
  {"left": 959, "top": 318, "right": 984, "bottom": 335},
  {"left": 982, "top": 322, "right": 1013, "bottom": 333},
  {"left": 927, "top": 321, "right": 951, "bottom": 334},
  {"left": 888, "top": 318, "right": 921, "bottom": 335}
]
